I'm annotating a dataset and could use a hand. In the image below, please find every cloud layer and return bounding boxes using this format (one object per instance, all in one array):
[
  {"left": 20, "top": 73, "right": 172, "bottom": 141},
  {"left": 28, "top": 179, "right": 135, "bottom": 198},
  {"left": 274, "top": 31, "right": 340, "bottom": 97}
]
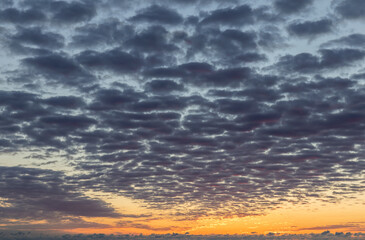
[{"left": 0, "top": 0, "right": 364, "bottom": 233}]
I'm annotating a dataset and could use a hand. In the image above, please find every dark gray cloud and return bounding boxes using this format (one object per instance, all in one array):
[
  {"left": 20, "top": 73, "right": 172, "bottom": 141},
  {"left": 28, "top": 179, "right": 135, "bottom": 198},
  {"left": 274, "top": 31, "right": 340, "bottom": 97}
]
[
  {"left": 198, "top": 67, "right": 252, "bottom": 87},
  {"left": 178, "top": 27, "right": 267, "bottom": 65},
  {"left": 321, "top": 34, "right": 365, "bottom": 48},
  {"left": 130, "top": 5, "right": 183, "bottom": 25},
  {"left": 287, "top": 19, "right": 333, "bottom": 37},
  {"left": 0, "top": 166, "right": 120, "bottom": 220},
  {"left": 17, "top": 0, "right": 97, "bottom": 23},
  {"left": 11, "top": 27, "right": 64, "bottom": 49},
  {"left": 22, "top": 53, "right": 95, "bottom": 87},
  {"left": 43, "top": 96, "right": 85, "bottom": 109},
  {"left": 0, "top": 0, "right": 13, "bottom": 8},
  {"left": 23, "top": 54, "right": 82, "bottom": 76},
  {"left": 125, "top": 26, "right": 178, "bottom": 54},
  {"left": 0, "top": 7, "right": 45, "bottom": 23},
  {"left": 211, "top": 29, "right": 257, "bottom": 56},
  {"left": 258, "top": 26, "right": 286, "bottom": 49},
  {"left": 335, "top": 0, "right": 365, "bottom": 19},
  {"left": 39, "top": 115, "right": 97, "bottom": 129},
  {"left": 200, "top": 5, "right": 254, "bottom": 26},
  {"left": 276, "top": 48, "right": 365, "bottom": 73},
  {"left": 234, "top": 52, "right": 267, "bottom": 63},
  {"left": 71, "top": 20, "right": 134, "bottom": 47},
  {"left": 145, "top": 80, "right": 184, "bottom": 94},
  {"left": 274, "top": 0, "right": 313, "bottom": 14},
  {"left": 51, "top": 1, "right": 96, "bottom": 23},
  {"left": 76, "top": 49, "right": 143, "bottom": 73},
  {"left": 320, "top": 48, "right": 365, "bottom": 68}
]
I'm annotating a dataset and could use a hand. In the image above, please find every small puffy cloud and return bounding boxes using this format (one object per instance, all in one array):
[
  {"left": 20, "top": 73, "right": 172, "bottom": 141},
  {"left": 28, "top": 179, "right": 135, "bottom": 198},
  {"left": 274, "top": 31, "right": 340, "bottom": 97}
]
[
  {"left": 144, "top": 80, "right": 184, "bottom": 94},
  {"left": 22, "top": 53, "right": 95, "bottom": 87},
  {"left": 320, "top": 48, "right": 365, "bottom": 68},
  {"left": 71, "top": 20, "right": 134, "bottom": 47},
  {"left": 42, "top": 96, "right": 85, "bottom": 109},
  {"left": 287, "top": 19, "right": 333, "bottom": 37},
  {"left": 125, "top": 26, "right": 178, "bottom": 53},
  {"left": 10, "top": 27, "right": 64, "bottom": 49},
  {"left": 76, "top": 49, "right": 143, "bottom": 73},
  {"left": 130, "top": 5, "right": 183, "bottom": 25},
  {"left": 51, "top": 1, "right": 96, "bottom": 23},
  {"left": 275, "top": 48, "right": 365, "bottom": 73},
  {"left": 321, "top": 34, "right": 365, "bottom": 47},
  {"left": 0, "top": 8, "right": 45, "bottom": 23},
  {"left": 23, "top": 54, "right": 83, "bottom": 76},
  {"left": 200, "top": 5, "right": 254, "bottom": 26},
  {"left": 274, "top": 0, "right": 313, "bottom": 14}
]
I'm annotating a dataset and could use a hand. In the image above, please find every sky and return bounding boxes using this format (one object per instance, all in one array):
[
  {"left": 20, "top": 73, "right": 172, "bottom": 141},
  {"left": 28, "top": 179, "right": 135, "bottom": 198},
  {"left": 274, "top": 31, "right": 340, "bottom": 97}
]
[{"left": 0, "top": 0, "right": 364, "bottom": 238}]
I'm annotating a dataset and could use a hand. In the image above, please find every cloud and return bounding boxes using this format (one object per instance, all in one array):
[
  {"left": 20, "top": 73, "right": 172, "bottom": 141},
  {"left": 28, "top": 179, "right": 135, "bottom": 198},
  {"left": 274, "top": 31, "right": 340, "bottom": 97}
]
[
  {"left": 198, "top": 67, "right": 252, "bottom": 87},
  {"left": 71, "top": 20, "right": 134, "bottom": 47},
  {"left": 299, "top": 223, "right": 365, "bottom": 231},
  {"left": 51, "top": 1, "right": 96, "bottom": 23},
  {"left": 23, "top": 54, "right": 83, "bottom": 76},
  {"left": 0, "top": 7, "right": 45, "bottom": 23},
  {"left": 10, "top": 27, "right": 64, "bottom": 49},
  {"left": 275, "top": 48, "right": 365, "bottom": 73},
  {"left": 42, "top": 96, "right": 85, "bottom": 109},
  {"left": 125, "top": 26, "right": 178, "bottom": 53},
  {"left": 76, "top": 49, "right": 143, "bottom": 73},
  {"left": 320, "top": 48, "right": 365, "bottom": 68},
  {"left": 200, "top": 5, "right": 254, "bottom": 26},
  {"left": 144, "top": 80, "right": 184, "bottom": 94},
  {"left": 0, "top": 166, "right": 121, "bottom": 220},
  {"left": 116, "top": 221, "right": 173, "bottom": 231},
  {"left": 287, "top": 19, "right": 333, "bottom": 37},
  {"left": 210, "top": 29, "right": 257, "bottom": 55},
  {"left": 129, "top": 5, "right": 183, "bottom": 25},
  {"left": 87, "top": 88, "right": 142, "bottom": 110},
  {"left": 335, "top": 0, "right": 365, "bottom": 19},
  {"left": 39, "top": 115, "right": 97, "bottom": 130},
  {"left": 274, "top": 0, "right": 313, "bottom": 14},
  {"left": 321, "top": 34, "right": 365, "bottom": 47},
  {"left": 22, "top": 53, "right": 95, "bottom": 87}
]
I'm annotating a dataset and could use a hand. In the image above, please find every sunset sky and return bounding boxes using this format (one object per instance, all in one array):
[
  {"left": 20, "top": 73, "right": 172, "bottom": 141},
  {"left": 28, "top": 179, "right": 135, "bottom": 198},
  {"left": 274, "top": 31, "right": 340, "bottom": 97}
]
[{"left": 0, "top": 0, "right": 364, "bottom": 238}]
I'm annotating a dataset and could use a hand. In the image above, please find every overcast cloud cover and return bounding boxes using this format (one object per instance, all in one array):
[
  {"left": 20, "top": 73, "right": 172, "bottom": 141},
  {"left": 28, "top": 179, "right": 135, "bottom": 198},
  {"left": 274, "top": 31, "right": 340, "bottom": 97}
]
[{"left": 0, "top": 0, "right": 365, "bottom": 236}]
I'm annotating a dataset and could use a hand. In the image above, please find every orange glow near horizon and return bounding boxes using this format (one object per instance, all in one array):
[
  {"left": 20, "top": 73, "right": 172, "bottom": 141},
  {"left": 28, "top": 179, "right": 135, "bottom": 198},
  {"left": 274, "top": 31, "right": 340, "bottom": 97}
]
[{"left": 62, "top": 193, "right": 365, "bottom": 235}]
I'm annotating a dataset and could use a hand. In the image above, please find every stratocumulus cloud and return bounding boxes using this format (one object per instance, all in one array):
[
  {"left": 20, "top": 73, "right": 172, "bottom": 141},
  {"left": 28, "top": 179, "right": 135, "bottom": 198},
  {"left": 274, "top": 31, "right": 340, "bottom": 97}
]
[{"left": 0, "top": 0, "right": 364, "bottom": 236}]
